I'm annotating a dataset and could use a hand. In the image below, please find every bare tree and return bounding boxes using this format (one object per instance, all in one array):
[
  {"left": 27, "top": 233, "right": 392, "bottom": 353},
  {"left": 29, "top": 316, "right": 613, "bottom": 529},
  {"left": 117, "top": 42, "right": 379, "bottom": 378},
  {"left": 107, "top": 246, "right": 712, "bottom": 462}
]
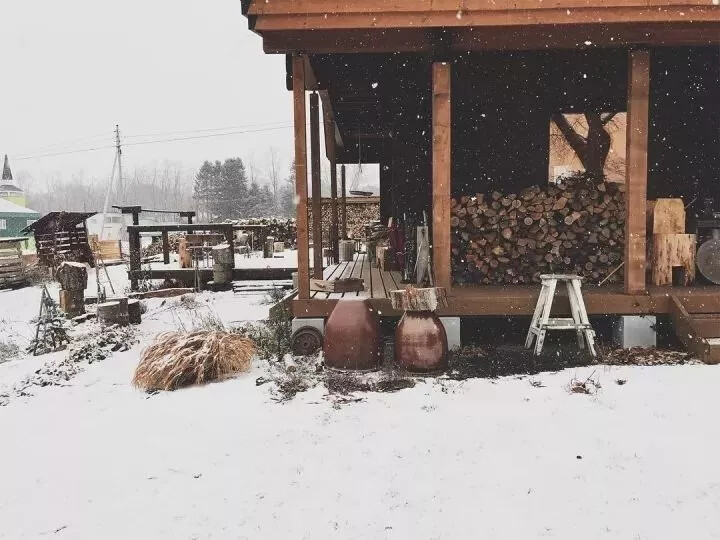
[
  {"left": 266, "top": 147, "right": 282, "bottom": 211},
  {"left": 551, "top": 112, "right": 620, "bottom": 178}
]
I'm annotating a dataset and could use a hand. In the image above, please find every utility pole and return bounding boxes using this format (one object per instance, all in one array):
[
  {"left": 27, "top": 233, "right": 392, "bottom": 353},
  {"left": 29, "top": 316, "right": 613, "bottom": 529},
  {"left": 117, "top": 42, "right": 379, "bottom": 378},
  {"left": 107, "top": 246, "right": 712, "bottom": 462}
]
[{"left": 115, "top": 124, "right": 123, "bottom": 194}]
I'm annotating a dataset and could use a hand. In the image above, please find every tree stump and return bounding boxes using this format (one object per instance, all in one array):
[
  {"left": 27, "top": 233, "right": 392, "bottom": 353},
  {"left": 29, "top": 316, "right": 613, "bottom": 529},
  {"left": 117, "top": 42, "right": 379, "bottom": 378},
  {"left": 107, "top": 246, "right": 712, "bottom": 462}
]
[
  {"left": 59, "top": 290, "right": 85, "bottom": 317},
  {"left": 211, "top": 243, "right": 233, "bottom": 287},
  {"left": 56, "top": 262, "right": 87, "bottom": 316},
  {"left": 339, "top": 239, "right": 355, "bottom": 262},
  {"left": 273, "top": 241, "right": 285, "bottom": 253},
  {"left": 652, "top": 234, "right": 696, "bottom": 286},
  {"left": 97, "top": 298, "right": 129, "bottom": 326},
  {"left": 56, "top": 262, "right": 87, "bottom": 291},
  {"left": 263, "top": 236, "right": 275, "bottom": 258},
  {"left": 178, "top": 238, "right": 192, "bottom": 268},
  {"left": 127, "top": 299, "right": 142, "bottom": 325}
]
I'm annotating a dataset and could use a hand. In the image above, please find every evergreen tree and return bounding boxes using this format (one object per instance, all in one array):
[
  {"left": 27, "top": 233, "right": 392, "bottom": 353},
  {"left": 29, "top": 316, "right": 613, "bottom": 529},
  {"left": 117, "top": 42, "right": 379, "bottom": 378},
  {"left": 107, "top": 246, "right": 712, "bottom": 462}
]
[{"left": 193, "top": 158, "right": 248, "bottom": 220}]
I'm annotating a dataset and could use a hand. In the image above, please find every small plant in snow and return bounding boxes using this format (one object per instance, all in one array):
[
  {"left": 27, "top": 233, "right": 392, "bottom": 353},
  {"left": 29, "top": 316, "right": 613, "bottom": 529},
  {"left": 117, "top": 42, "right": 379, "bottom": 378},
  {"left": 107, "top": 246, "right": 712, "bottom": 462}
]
[
  {"left": 0, "top": 340, "right": 20, "bottom": 364},
  {"left": 67, "top": 325, "right": 138, "bottom": 364}
]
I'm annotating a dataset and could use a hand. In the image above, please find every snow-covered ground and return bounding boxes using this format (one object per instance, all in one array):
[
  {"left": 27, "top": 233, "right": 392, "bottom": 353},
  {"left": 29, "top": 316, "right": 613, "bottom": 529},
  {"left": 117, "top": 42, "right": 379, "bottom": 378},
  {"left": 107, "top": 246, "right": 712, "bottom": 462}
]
[{"left": 2, "top": 280, "right": 720, "bottom": 539}]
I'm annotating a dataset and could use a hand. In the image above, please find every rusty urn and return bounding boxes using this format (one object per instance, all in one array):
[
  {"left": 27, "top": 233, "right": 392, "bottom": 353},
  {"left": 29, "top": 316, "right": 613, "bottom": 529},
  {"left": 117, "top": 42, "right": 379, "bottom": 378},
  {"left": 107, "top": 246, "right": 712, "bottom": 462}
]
[
  {"left": 391, "top": 287, "right": 449, "bottom": 373},
  {"left": 323, "top": 299, "right": 382, "bottom": 371}
]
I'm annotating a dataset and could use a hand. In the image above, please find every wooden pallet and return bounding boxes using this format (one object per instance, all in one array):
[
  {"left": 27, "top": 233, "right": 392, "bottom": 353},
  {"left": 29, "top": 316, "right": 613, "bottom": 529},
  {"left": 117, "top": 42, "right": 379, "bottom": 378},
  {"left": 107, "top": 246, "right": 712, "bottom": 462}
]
[{"left": 670, "top": 294, "right": 720, "bottom": 364}]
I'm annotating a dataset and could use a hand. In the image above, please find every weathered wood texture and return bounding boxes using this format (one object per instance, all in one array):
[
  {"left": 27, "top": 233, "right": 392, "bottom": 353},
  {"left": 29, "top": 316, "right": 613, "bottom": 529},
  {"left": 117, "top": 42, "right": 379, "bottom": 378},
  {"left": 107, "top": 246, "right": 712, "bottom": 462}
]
[
  {"left": 432, "top": 62, "right": 452, "bottom": 291},
  {"left": 652, "top": 198, "right": 685, "bottom": 234},
  {"left": 310, "top": 277, "right": 364, "bottom": 293},
  {"left": 652, "top": 233, "right": 696, "bottom": 286},
  {"left": 341, "top": 165, "right": 347, "bottom": 239},
  {"left": 624, "top": 49, "right": 650, "bottom": 294},
  {"left": 56, "top": 262, "right": 88, "bottom": 291},
  {"left": 389, "top": 287, "right": 448, "bottom": 312},
  {"left": 293, "top": 55, "right": 310, "bottom": 299},
  {"left": 249, "top": 1, "right": 720, "bottom": 31},
  {"left": 310, "top": 92, "right": 323, "bottom": 279}
]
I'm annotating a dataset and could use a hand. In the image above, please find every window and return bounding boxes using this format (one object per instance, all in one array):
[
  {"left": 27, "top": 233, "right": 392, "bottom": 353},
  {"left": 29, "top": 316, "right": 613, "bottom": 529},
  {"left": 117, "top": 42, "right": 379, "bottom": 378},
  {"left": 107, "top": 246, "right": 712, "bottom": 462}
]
[
  {"left": 0, "top": 219, "right": 7, "bottom": 230},
  {"left": 549, "top": 112, "right": 626, "bottom": 183}
]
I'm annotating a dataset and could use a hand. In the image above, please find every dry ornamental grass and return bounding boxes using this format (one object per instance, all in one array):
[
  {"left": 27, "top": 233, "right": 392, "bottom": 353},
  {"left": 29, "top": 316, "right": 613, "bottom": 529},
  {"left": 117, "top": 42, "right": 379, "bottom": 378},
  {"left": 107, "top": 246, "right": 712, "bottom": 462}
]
[{"left": 133, "top": 331, "right": 255, "bottom": 392}]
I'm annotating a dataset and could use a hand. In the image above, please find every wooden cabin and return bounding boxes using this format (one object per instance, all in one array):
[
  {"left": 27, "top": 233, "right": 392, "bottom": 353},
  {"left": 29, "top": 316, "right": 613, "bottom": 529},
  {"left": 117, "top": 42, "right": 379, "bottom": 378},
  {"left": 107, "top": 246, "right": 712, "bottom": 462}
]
[{"left": 240, "top": 2, "right": 720, "bottom": 358}]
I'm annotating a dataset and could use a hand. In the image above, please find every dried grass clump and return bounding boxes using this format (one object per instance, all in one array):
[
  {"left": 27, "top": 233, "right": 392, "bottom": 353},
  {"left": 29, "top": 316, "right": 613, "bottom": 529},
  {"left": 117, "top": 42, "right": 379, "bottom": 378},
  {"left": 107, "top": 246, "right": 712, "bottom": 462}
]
[{"left": 133, "top": 331, "right": 255, "bottom": 391}]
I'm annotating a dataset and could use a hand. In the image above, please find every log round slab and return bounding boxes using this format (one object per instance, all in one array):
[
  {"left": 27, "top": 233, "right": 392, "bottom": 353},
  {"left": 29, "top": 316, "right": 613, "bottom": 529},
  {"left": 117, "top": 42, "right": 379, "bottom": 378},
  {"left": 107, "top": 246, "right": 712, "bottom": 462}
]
[
  {"left": 389, "top": 287, "right": 448, "bottom": 312},
  {"left": 395, "top": 311, "right": 448, "bottom": 373},
  {"left": 97, "top": 300, "right": 129, "bottom": 327},
  {"left": 323, "top": 299, "right": 382, "bottom": 371},
  {"left": 127, "top": 299, "right": 142, "bottom": 325}
]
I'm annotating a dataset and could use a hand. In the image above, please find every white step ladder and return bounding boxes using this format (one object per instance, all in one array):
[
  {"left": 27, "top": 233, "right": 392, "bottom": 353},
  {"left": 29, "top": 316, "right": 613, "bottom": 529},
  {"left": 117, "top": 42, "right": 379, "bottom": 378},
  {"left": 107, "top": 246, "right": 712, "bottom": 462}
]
[{"left": 525, "top": 274, "right": 596, "bottom": 357}]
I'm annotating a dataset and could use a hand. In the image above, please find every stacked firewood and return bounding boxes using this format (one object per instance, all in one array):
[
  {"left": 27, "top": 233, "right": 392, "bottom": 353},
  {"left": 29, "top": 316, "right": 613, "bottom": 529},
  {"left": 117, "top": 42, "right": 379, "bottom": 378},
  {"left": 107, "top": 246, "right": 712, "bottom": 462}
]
[
  {"left": 452, "top": 177, "right": 625, "bottom": 285},
  {"left": 309, "top": 199, "right": 380, "bottom": 242},
  {"left": 142, "top": 234, "right": 182, "bottom": 257},
  {"left": 233, "top": 218, "right": 297, "bottom": 246}
]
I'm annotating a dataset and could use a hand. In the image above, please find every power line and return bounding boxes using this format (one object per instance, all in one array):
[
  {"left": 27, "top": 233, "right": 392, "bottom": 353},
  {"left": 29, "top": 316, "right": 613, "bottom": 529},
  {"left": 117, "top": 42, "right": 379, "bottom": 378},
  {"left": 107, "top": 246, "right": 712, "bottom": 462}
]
[
  {"left": 14, "top": 123, "right": 296, "bottom": 161},
  {"left": 123, "top": 120, "right": 292, "bottom": 140}
]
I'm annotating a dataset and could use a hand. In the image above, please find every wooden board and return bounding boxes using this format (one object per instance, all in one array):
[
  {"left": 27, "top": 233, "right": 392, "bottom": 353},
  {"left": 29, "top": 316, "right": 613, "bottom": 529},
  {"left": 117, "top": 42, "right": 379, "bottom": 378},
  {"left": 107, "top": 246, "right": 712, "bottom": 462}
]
[
  {"left": 624, "top": 49, "right": 650, "bottom": 294},
  {"left": 432, "top": 61, "right": 452, "bottom": 290}
]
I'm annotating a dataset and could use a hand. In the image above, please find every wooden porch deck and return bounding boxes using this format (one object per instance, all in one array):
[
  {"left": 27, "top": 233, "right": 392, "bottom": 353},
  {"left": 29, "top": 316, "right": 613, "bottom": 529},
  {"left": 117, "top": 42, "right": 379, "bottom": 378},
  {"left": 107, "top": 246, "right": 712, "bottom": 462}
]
[{"left": 294, "top": 252, "right": 720, "bottom": 319}]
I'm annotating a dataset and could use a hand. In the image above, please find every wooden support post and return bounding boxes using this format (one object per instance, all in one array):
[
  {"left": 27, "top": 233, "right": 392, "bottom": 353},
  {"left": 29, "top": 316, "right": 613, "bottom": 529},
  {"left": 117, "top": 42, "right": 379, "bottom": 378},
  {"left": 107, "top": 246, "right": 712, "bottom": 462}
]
[
  {"left": 341, "top": 164, "right": 347, "bottom": 239},
  {"left": 380, "top": 157, "right": 392, "bottom": 224},
  {"left": 293, "top": 55, "right": 310, "bottom": 300},
  {"left": 330, "top": 158, "right": 339, "bottom": 264},
  {"left": 162, "top": 230, "right": 170, "bottom": 265},
  {"left": 624, "top": 49, "right": 650, "bottom": 295},
  {"left": 432, "top": 61, "right": 452, "bottom": 290},
  {"left": 310, "top": 91, "right": 323, "bottom": 279},
  {"left": 223, "top": 226, "right": 235, "bottom": 268},
  {"left": 128, "top": 227, "right": 141, "bottom": 291}
]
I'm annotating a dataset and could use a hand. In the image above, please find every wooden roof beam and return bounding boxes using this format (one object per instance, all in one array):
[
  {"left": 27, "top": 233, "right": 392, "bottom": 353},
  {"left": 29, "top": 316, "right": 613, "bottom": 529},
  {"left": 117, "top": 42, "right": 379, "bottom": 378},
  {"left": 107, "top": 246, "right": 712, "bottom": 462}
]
[{"left": 319, "top": 90, "right": 344, "bottom": 156}]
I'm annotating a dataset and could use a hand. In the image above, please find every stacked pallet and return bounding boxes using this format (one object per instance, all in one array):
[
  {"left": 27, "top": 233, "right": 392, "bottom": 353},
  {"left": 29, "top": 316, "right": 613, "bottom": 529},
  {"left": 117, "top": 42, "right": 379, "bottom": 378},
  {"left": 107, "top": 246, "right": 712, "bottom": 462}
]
[
  {"left": 452, "top": 176, "right": 625, "bottom": 285},
  {"left": 0, "top": 241, "right": 27, "bottom": 289}
]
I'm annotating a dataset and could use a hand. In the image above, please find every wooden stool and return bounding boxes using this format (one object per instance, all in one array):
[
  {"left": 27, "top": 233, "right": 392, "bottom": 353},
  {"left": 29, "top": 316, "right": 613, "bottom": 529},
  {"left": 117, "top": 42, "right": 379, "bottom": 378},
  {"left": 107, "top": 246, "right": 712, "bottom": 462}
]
[{"left": 525, "top": 274, "right": 596, "bottom": 357}]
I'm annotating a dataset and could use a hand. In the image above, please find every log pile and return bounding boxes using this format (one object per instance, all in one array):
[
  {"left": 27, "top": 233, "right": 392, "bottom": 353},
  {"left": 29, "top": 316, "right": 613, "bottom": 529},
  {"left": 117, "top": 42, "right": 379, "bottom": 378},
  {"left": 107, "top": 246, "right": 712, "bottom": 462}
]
[
  {"left": 451, "top": 177, "right": 625, "bottom": 285},
  {"left": 309, "top": 197, "right": 380, "bottom": 243},
  {"left": 232, "top": 218, "right": 297, "bottom": 247},
  {"left": 142, "top": 234, "right": 182, "bottom": 257}
]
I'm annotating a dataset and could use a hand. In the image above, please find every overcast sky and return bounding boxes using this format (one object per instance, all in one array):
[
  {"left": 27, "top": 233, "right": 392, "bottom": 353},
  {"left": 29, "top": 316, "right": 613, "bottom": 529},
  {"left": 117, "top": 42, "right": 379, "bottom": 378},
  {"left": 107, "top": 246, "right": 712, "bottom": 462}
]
[{"left": 1, "top": 0, "right": 294, "bottom": 187}]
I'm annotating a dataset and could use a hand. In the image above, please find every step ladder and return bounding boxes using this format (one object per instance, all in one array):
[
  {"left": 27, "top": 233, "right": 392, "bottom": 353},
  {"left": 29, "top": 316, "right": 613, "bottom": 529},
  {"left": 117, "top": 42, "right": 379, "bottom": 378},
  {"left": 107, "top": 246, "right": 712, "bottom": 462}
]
[{"left": 525, "top": 274, "right": 596, "bottom": 357}]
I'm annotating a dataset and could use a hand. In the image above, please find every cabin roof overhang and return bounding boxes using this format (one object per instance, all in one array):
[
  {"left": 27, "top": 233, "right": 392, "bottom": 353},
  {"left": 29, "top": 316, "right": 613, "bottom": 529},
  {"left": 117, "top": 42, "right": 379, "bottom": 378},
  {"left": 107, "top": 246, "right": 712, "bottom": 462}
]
[{"left": 243, "top": 1, "right": 720, "bottom": 54}]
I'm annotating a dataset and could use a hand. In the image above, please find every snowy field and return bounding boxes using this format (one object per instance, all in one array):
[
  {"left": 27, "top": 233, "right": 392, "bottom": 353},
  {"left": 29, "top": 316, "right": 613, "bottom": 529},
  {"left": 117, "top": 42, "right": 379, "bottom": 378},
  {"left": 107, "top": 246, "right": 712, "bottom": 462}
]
[{"left": 2, "top": 277, "right": 720, "bottom": 538}]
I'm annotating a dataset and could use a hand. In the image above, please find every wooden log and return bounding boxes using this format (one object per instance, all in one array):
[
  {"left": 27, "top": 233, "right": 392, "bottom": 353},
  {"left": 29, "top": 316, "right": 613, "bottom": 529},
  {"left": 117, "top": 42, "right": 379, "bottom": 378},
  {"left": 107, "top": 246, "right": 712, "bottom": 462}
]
[
  {"left": 310, "top": 278, "right": 364, "bottom": 293},
  {"left": 212, "top": 243, "right": 234, "bottom": 266},
  {"left": 652, "top": 233, "right": 696, "bottom": 286},
  {"left": 56, "top": 261, "right": 87, "bottom": 291},
  {"left": 128, "top": 298, "right": 142, "bottom": 325},
  {"left": 59, "top": 289, "right": 85, "bottom": 317},
  {"left": 273, "top": 241, "right": 285, "bottom": 253},
  {"left": 339, "top": 239, "right": 355, "bottom": 262},
  {"left": 263, "top": 237, "right": 275, "bottom": 258},
  {"left": 97, "top": 299, "right": 129, "bottom": 326},
  {"left": 178, "top": 238, "right": 192, "bottom": 268},
  {"left": 162, "top": 230, "right": 170, "bottom": 264},
  {"left": 389, "top": 286, "right": 448, "bottom": 312},
  {"left": 651, "top": 198, "right": 685, "bottom": 234}
]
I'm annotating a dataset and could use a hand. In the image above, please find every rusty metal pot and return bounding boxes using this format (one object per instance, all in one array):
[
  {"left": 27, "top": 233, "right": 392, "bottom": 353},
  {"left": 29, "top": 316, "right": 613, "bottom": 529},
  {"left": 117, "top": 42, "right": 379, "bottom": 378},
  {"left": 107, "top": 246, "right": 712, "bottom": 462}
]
[
  {"left": 323, "top": 299, "right": 382, "bottom": 371},
  {"left": 395, "top": 311, "right": 448, "bottom": 373}
]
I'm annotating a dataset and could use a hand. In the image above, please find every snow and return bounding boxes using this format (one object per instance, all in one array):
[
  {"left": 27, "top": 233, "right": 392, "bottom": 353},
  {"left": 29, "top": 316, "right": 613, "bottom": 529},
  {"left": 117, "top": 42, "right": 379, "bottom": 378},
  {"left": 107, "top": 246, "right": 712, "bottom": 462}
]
[{"left": 2, "top": 282, "right": 720, "bottom": 538}]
